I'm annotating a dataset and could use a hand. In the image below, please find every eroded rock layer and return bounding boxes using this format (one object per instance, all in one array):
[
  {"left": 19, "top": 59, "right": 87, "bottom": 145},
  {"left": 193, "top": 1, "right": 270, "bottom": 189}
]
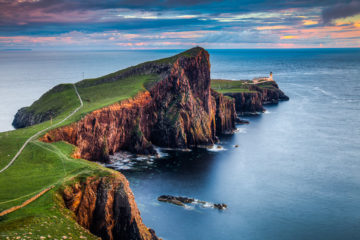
[
  {"left": 63, "top": 173, "right": 159, "bottom": 240},
  {"left": 224, "top": 81, "right": 289, "bottom": 114}
]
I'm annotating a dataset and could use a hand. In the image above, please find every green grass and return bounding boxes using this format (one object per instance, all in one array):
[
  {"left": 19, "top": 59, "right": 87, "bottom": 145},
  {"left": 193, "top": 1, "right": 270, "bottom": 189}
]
[
  {"left": 0, "top": 138, "right": 111, "bottom": 239},
  {"left": 256, "top": 81, "right": 277, "bottom": 89},
  {"left": 211, "top": 79, "right": 256, "bottom": 93},
  {"left": 211, "top": 79, "right": 278, "bottom": 94},
  {"left": 76, "top": 74, "right": 160, "bottom": 116},
  {"left": 0, "top": 187, "right": 100, "bottom": 240},
  {"left": 26, "top": 84, "right": 78, "bottom": 115}
]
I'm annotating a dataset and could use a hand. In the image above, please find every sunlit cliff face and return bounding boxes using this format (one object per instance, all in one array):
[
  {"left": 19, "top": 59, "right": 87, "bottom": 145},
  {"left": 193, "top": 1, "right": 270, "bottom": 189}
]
[{"left": 0, "top": 0, "right": 359, "bottom": 49}]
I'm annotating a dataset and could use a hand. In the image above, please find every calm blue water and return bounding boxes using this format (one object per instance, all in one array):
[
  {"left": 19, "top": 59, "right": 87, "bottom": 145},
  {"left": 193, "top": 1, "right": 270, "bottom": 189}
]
[{"left": 1, "top": 49, "right": 360, "bottom": 240}]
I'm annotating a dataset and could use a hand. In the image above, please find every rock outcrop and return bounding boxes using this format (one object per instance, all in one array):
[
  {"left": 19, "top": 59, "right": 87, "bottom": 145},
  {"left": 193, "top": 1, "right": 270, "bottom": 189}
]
[
  {"left": 41, "top": 47, "right": 237, "bottom": 161},
  {"left": 12, "top": 107, "right": 53, "bottom": 129},
  {"left": 224, "top": 81, "right": 289, "bottom": 114},
  {"left": 63, "top": 173, "right": 159, "bottom": 240},
  {"left": 157, "top": 195, "right": 227, "bottom": 210},
  {"left": 12, "top": 84, "right": 76, "bottom": 129},
  {"left": 224, "top": 91, "right": 264, "bottom": 114}
]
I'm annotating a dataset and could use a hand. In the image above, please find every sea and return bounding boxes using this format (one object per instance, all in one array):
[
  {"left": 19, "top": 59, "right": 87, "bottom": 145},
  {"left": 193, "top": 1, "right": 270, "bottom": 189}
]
[{"left": 1, "top": 48, "right": 360, "bottom": 240}]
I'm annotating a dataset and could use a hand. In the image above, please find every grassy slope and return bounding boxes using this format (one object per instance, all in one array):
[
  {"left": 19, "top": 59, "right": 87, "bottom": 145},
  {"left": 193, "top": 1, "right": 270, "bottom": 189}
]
[
  {"left": 0, "top": 75, "right": 154, "bottom": 239},
  {"left": 211, "top": 79, "right": 258, "bottom": 93},
  {"left": 14, "top": 46, "right": 202, "bottom": 126},
  {"left": 0, "top": 48, "right": 203, "bottom": 239},
  {"left": 211, "top": 79, "right": 279, "bottom": 94}
]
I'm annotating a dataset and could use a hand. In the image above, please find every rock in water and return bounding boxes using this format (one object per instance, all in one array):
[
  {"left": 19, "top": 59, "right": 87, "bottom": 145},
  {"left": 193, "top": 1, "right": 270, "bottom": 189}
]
[
  {"left": 158, "top": 195, "right": 227, "bottom": 210},
  {"left": 214, "top": 203, "right": 228, "bottom": 210}
]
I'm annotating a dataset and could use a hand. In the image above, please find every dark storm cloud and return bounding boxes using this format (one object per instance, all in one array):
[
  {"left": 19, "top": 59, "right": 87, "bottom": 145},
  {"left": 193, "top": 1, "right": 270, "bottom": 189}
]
[
  {"left": 322, "top": 0, "right": 360, "bottom": 24},
  {"left": 0, "top": 0, "right": 219, "bottom": 14},
  {"left": 0, "top": 18, "right": 211, "bottom": 36}
]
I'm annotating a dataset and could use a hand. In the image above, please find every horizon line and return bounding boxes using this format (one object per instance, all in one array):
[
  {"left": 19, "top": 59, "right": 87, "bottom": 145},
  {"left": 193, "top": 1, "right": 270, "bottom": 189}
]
[{"left": 1, "top": 47, "right": 360, "bottom": 52}]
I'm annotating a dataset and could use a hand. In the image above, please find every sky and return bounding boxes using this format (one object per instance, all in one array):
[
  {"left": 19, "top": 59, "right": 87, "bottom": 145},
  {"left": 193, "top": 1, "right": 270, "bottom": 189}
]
[{"left": 0, "top": 0, "right": 360, "bottom": 49}]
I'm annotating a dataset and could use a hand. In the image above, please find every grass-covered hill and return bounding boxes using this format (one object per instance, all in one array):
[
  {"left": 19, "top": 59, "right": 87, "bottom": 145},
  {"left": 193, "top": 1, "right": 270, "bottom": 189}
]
[
  {"left": 12, "top": 47, "right": 203, "bottom": 129},
  {"left": 0, "top": 47, "right": 204, "bottom": 239}
]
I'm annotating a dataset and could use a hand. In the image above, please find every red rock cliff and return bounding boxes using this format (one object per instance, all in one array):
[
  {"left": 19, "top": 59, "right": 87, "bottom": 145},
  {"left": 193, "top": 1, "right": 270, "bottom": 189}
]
[
  {"left": 224, "top": 81, "right": 289, "bottom": 114},
  {"left": 63, "top": 173, "right": 159, "bottom": 240},
  {"left": 41, "top": 47, "right": 237, "bottom": 161}
]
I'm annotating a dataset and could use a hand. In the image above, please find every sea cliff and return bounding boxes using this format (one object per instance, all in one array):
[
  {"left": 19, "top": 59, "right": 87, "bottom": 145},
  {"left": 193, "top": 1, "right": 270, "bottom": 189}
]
[
  {"left": 212, "top": 79, "right": 289, "bottom": 114},
  {"left": 62, "top": 173, "right": 159, "bottom": 240},
  {"left": 40, "top": 47, "right": 237, "bottom": 161}
]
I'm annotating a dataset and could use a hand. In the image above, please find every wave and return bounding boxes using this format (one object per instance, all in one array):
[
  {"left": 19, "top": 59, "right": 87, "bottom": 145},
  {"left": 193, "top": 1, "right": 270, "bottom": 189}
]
[
  {"left": 313, "top": 86, "right": 338, "bottom": 99},
  {"left": 153, "top": 146, "right": 170, "bottom": 158},
  {"left": 106, "top": 149, "right": 168, "bottom": 171}
]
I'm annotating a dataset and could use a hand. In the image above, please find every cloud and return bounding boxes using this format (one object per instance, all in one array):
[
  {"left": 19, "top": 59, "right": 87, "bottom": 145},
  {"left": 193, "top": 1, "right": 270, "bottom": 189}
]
[
  {"left": 303, "top": 19, "right": 318, "bottom": 25},
  {"left": 280, "top": 35, "right": 300, "bottom": 39},
  {"left": 322, "top": 0, "right": 360, "bottom": 24},
  {"left": 0, "top": 0, "right": 360, "bottom": 49}
]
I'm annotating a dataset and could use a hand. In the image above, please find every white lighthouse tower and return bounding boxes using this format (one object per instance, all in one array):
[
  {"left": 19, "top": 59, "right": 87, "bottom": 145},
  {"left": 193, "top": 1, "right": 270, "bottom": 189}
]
[{"left": 269, "top": 72, "right": 273, "bottom": 80}]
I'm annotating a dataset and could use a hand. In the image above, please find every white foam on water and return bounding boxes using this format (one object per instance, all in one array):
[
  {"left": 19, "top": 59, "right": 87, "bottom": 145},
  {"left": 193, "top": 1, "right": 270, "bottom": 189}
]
[
  {"left": 202, "top": 202, "right": 214, "bottom": 208},
  {"left": 157, "top": 147, "right": 192, "bottom": 152},
  {"left": 235, "top": 127, "right": 247, "bottom": 134},
  {"left": 153, "top": 146, "right": 170, "bottom": 158},
  {"left": 183, "top": 204, "right": 195, "bottom": 210},
  {"left": 207, "top": 144, "right": 227, "bottom": 152}
]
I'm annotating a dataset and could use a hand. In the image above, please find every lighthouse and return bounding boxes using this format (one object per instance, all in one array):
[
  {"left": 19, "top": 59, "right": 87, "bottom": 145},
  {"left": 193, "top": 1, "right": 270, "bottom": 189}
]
[{"left": 269, "top": 72, "right": 273, "bottom": 80}]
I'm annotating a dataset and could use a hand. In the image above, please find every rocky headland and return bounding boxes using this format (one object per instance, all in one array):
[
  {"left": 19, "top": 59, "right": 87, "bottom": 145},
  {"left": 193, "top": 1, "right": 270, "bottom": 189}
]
[
  {"left": 39, "top": 47, "right": 237, "bottom": 162},
  {"left": 212, "top": 79, "right": 289, "bottom": 114}
]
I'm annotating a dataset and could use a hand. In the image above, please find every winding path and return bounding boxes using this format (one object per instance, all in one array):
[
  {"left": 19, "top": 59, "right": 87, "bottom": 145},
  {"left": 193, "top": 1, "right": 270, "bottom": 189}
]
[
  {"left": 0, "top": 186, "right": 55, "bottom": 217},
  {"left": 0, "top": 84, "right": 83, "bottom": 174}
]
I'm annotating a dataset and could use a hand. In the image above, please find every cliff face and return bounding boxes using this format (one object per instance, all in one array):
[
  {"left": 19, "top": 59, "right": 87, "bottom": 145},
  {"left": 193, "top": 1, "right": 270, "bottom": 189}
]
[
  {"left": 41, "top": 47, "right": 237, "bottom": 161},
  {"left": 250, "top": 82, "right": 289, "bottom": 104},
  {"left": 224, "top": 81, "right": 289, "bottom": 114},
  {"left": 224, "top": 92, "right": 264, "bottom": 113},
  {"left": 211, "top": 90, "right": 236, "bottom": 134},
  {"left": 41, "top": 92, "right": 156, "bottom": 162},
  {"left": 63, "top": 173, "right": 158, "bottom": 240}
]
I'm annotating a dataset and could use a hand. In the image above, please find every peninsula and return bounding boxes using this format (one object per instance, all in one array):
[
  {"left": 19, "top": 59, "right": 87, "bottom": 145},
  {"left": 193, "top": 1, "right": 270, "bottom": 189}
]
[{"left": 1, "top": 47, "right": 288, "bottom": 240}]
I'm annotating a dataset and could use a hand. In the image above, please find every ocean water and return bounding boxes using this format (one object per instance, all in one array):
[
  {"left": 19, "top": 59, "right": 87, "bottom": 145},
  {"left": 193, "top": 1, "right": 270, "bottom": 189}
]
[{"left": 1, "top": 49, "right": 360, "bottom": 240}]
